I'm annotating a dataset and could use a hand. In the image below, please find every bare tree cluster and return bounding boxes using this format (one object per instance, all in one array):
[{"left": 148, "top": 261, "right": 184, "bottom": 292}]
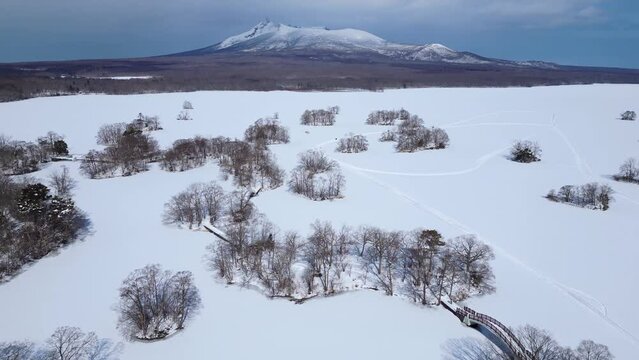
[
  {"left": 209, "top": 216, "right": 495, "bottom": 304},
  {"left": 163, "top": 182, "right": 226, "bottom": 229},
  {"left": 244, "top": 117, "right": 290, "bottom": 148},
  {"left": 365, "top": 109, "right": 409, "bottom": 125},
  {"left": 620, "top": 110, "right": 636, "bottom": 121},
  {"left": 288, "top": 150, "right": 345, "bottom": 200},
  {"left": 160, "top": 136, "right": 215, "bottom": 172},
  {"left": 96, "top": 117, "right": 161, "bottom": 147},
  {"left": 510, "top": 140, "right": 542, "bottom": 163},
  {"left": 117, "top": 264, "right": 201, "bottom": 341},
  {"left": 393, "top": 115, "right": 450, "bottom": 152},
  {"left": 81, "top": 125, "right": 160, "bottom": 178},
  {"left": 546, "top": 183, "right": 614, "bottom": 211},
  {"left": 302, "top": 221, "right": 353, "bottom": 294},
  {"left": 216, "top": 139, "right": 285, "bottom": 190},
  {"left": 300, "top": 107, "right": 338, "bottom": 126},
  {"left": 335, "top": 133, "right": 369, "bottom": 153},
  {"left": 160, "top": 129, "right": 285, "bottom": 190},
  {"left": 0, "top": 132, "right": 69, "bottom": 175},
  {"left": 211, "top": 216, "right": 300, "bottom": 297},
  {"left": 613, "top": 157, "right": 639, "bottom": 183},
  {"left": 444, "top": 324, "right": 613, "bottom": 360},
  {"left": 396, "top": 231, "right": 495, "bottom": 304},
  {"left": 0, "top": 176, "right": 89, "bottom": 280},
  {"left": 0, "top": 326, "right": 122, "bottom": 360}
]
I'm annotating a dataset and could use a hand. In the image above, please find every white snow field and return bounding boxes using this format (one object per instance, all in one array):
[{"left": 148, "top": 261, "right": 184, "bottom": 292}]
[{"left": 0, "top": 84, "right": 638, "bottom": 359}]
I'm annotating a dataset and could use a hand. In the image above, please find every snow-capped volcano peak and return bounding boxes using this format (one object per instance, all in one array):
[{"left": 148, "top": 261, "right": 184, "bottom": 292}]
[
  {"left": 182, "top": 21, "right": 554, "bottom": 68},
  {"left": 215, "top": 21, "right": 388, "bottom": 52}
]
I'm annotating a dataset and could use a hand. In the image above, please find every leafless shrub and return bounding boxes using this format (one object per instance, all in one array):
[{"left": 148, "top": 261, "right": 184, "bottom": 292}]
[
  {"left": 620, "top": 110, "right": 636, "bottom": 121},
  {"left": 176, "top": 110, "right": 192, "bottom": 121},
  {"left": 510, "top": 140, "right": 541, "bottom": 163},
  {"left": 182, "top": 100, "right": 193, "bottom": 110}
]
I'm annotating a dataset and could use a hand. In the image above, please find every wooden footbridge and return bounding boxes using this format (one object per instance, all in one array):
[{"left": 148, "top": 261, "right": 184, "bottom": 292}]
[{"left": 441, "top": 299, "right": 534, "bottom": 360}]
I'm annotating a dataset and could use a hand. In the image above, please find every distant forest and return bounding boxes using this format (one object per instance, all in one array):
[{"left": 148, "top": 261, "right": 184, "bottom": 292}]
[{"left": 2, "top": 53, "right": 639, "bottom": 102}]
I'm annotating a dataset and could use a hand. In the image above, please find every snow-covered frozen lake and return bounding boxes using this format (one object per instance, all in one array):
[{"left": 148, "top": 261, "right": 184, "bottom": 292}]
[{"left": 0, "top": 85, "right": 637, "bottom": 359}]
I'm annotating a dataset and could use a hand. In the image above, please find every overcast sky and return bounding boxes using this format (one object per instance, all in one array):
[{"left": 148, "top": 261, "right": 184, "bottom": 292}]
[{"left": 1, "top": 0, "right": 638, "bottom": 68}]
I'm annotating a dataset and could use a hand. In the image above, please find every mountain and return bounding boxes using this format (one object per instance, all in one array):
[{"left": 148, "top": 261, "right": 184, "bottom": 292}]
[
  {"left": 180, "top": 21, "right": 556, "bottom": 68},
  {"left": 2, "top": 20, "right": 639, "bottom": 102}
]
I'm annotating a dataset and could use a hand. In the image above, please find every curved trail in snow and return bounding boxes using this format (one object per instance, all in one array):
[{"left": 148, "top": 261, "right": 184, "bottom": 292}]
[
  {"left": 335, "top": 145, "right": 510, "bottom": 177},
  {"left": 312, "top": 112, "right": 639, "bottom": 346}
]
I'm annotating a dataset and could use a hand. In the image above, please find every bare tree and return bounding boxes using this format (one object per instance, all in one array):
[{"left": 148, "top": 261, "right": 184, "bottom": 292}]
[
  {"left": 575, "top": 340, "right": 614, "bottom": 360},
  {"left": 614, "top": 157, "right": 638, "bottom": 183},
  {"left": 46, "top": 327, "right": 98, "bottom": 360},
  {"left": 517, "top": 325, "right": 562, "bottom": 360},
  {"left": 48, "top": 166, "right": 77, "bottom": 197},
  {"left": 448, "top": 235, "right": 496, "bottom": 300},
  {"left": 116, "top": 265, "right": 201, "bottom": 340},
  {"left": 443, "top": 337, "right": 508, "bottom": 360},
  {"left": 182, "top": 100, "right": 194, "bottom": 110},
  {"left": 401, "top": 229, "right": 446, "bottom": 305},
  {"left": 96, "top": 123, "right": 128, "bottom": 146},
  {"left": 303, "top": 221, "right": 342, "bottom": 293},
  {"left": 361, "top": 228, "right": 404, "bottom": 295}
]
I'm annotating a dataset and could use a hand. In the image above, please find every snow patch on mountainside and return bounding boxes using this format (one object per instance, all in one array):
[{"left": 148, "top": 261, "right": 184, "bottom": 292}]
[{"left": 217, "top": 21, "right": 387, "bottom": 52}]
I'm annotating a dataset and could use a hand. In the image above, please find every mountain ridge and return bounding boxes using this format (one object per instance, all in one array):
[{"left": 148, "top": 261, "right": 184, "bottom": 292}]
[{"left": 178, "top": 21, "right": 557, "bottom": 68}]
